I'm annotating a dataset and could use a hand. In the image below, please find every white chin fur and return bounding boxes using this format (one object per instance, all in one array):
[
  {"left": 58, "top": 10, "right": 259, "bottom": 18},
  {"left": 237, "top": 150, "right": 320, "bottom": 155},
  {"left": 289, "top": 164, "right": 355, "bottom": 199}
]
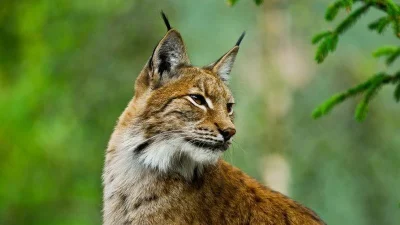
[{"left": 119, "top": 132, "right": 221, "bottom": 180}]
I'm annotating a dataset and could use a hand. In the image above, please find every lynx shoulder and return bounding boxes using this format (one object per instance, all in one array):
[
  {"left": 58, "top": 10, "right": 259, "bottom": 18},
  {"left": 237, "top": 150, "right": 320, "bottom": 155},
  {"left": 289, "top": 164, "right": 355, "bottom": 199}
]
[{"left": 102, "top": 12, "right": 326, "bottom": 225}]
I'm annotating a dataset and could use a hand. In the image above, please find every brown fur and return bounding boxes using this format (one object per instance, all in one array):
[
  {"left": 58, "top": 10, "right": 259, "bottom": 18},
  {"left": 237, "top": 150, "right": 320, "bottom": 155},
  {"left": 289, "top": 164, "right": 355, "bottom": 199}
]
[{"left": 103, "top": 16, "right": 325, "bottom": 225}]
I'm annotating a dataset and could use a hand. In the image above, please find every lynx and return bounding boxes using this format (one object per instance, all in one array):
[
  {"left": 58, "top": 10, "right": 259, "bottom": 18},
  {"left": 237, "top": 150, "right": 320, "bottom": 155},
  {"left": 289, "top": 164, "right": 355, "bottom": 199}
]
[{"left": 102, "top": 12, "right": 326, "bottom": 225}]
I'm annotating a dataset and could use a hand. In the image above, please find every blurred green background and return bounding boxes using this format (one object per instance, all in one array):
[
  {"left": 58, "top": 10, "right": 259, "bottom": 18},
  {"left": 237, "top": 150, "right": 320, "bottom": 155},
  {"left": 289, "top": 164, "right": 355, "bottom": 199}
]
[{"left": 1, "top": 0, "right": 399, "bottom": 224}]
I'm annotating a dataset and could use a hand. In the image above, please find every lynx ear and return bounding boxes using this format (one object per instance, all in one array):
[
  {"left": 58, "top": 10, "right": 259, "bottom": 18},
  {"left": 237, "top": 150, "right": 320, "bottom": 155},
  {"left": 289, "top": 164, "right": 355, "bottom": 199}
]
[
  {"left": 148, "top": 13, "right": 189, "bottom": 87},
  {"left": 207, "top": 32, "right": 245, "bottom": 82}
]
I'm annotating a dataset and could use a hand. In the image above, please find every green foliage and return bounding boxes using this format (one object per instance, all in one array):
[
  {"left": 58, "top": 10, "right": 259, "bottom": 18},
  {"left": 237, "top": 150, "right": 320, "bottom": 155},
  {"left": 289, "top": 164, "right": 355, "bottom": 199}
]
[
  {"left": 313, "top": 72, "right": 400, "bottom": 120},
  {"left": 392, "top": 20, "right": 400, "bottom": 38},
  {"left": 314, "top": 33, "right": 339, "bottom": 63},
  {"left": 354, "top": 74, "right": 385, "bottom": 121},
  {"left": 254, "top": 0, "right": 264, "bottom": 5},
  {"left": 386, "top": 0, "right": 400, "bottom": 15},
  {"left": 0, "top": 0, "right": 164, "bottom": 224},
  {"left": 373, "top": 46, "right": 400, "bottom": 65},
  {"left": 367, "top": 0, "right": 400, "bottom": 37},
  {"left": 228, "top": 0, "right": 399, "bottom": 121},
  {"left": 311, "top": 0, "right": 400, "bottom": 121},
  {"left": 395, "top": 82, "right": 400, "bottom": 102},
  {"left": 314, "top": 0, "right": 400, "bottom": 63},
  {"left": 336, "top": 4, "right": 371, "bottom": 33},
  {"left": 227, "top": 0, "right": 263, "bottom": 6},
  {"left": 313, "top": 3, "right": 371, "bottom": 63},
  {"left": 227, "top": 0, "right": 239, "bottom": 6},
  {"left": 311, "top": 31, "right": 333, "bottom": 44},
  {"left": 368, "top": 16, "right": 392, "bottom": 34},
  {"left": 325, "top": 0, "right": 354, "bottom": 21},
  {"left": 343, "top": 0, "right": 355, "bottom": 8},
  {"left": 312, "top": 73, "right": 384, "bottom": 119}
]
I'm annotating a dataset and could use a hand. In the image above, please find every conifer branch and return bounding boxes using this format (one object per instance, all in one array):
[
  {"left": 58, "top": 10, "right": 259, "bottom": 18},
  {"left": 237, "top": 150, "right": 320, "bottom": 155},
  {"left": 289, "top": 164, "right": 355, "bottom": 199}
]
[
  {"left": 314, "top": 34, "right": 339, "bottom": 63},
  {"left": 311, "top": 0, "right": 400, "bottom": 120},
  {"left": 227, "top": 0, "right": 400, "bottom": 121},
  {"left": 312, "top": 72, "right": 400, "bottom": 120},
  {"left": 325, "top": 0, "right": 352, "bottom": 21},
  {"left": 312, "top": 31, "right": 333, "bottom": 44},
  {"left": 254, "top": 0, "right": 264, "bottom": 5},
  {"left": 373, "top": 46, "right": 400, "bottom": 65},
  {"left": 313, "top": 3, "right": 372, "bottom": 63},
  {"left": 354, "top": 0, "right": 399, "bottom": 13},
  {"left": 385, "top": 50, "right": 400, "bottom": 65},
  {"left": 312, "top": 75, "right": 376, "bottom": 118},
  {"left": 227, "top": 0, "right": 239, "bottom": 6},
  {"left": 394, "top": 82, "right": 400, "bottom": 102},
  {"left": 335, "top": 3, "right": 371, "bottom": 34},
  {"left": 354, "top": 74, "right": 385, "bottom": 121},
  {"left": 369, "top": 16, "right": 392, "bottom": 34},
  {"left": 227, "top": 0, "right": 263, "bottom": 6},
  {"left": 313, "top": 0, "right": 400, "bottom": 64}
]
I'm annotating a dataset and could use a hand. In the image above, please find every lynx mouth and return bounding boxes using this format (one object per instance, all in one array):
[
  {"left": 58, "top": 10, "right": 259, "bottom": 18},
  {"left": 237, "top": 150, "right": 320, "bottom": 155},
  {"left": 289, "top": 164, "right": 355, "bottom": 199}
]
[{"left": 184, "top": 138, "right": 230, "bottom": 151}]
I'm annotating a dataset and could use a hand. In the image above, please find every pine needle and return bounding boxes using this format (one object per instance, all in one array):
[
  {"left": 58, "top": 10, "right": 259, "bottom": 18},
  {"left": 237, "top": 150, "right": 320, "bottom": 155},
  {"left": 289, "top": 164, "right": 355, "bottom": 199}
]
[
  {"left": 312, "top": 31, "right": 333, "bottom": 44},
  {"left": 315, "top": 34, "right": 339, "bottom": 63},
  {"left": 373, "top": 46, "right": 398, "bottom": 57},
  {"left": 394, "top": 82, "right": 400, "bottom": 102},
  {"left": 335, "top": 4, "right": 371, "bottom": 34},
  {"left": 386, "top": 50, "right": 400, "bottom": 65},
  {"left": 373, "top": 46, "right": 400, "bottom": 65},
  {"left": 312, "top": 75, "right": 377, "bottom": 118},
  {"left": 368, "top": 16, "right": 392, "bottom": 34},
  {"left": 325, "top": 1, "right": 345, "bottom": 21},
  {"left": 227, "top": 0, "right": 239, "bottom": 6},
  {"left": 254, "top": 0, "right": 264, "bottom": 5},
  {"left": 310, "top": 0, "right": 400, "bottom": 121},
  {"left": 355, "top": 75, "right": 385, "bottom": 121},
  {"left": 386, "top": 0, "right": 400, "bottom": 16}
]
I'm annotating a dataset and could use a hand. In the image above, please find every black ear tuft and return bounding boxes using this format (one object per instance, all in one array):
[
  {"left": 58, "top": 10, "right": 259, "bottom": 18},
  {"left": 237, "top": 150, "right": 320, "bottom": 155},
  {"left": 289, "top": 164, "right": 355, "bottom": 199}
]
[
  {"left": 161, "top": 11, "right": 172, "bottom": 31},
  {"left": 205, "top": 33, "right": 246, "bottom": 82},
  {"left": 235, "top": 31, "right": 246, "bottom": 46}
]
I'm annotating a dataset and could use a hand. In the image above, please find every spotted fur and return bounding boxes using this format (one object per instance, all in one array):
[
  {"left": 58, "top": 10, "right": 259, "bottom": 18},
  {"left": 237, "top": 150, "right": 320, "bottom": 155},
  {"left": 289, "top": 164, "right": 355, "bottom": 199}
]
[{"left": 103, "top": 13, "right": 326, "bottom": 225}]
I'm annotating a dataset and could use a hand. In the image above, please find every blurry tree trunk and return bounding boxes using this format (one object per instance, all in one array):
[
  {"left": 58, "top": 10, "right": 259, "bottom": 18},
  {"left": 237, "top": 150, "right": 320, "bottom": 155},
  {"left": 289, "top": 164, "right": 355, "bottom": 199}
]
[{"left": 258, "top": 0, "right": 310, "bottom": 195}]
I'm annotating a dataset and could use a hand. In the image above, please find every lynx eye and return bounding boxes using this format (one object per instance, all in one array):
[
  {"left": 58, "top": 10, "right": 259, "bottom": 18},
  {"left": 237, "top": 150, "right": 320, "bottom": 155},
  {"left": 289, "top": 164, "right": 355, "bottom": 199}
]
[
  {"left": 227, "top": 103, "right": 234, "bottom": 115},
  {"left": 189, "top": 94, "right": 207, "bottom": 106}
]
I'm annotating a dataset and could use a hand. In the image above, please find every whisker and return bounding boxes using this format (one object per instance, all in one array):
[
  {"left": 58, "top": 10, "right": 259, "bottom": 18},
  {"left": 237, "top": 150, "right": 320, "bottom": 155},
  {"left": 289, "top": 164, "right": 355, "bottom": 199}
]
[{"left": 231, "top": 140, "right": 248, "bottom": 154}]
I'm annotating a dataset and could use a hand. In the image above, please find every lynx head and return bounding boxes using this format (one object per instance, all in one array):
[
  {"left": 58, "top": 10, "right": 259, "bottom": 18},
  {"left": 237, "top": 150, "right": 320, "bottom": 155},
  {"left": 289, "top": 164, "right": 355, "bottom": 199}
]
[{"left": 119, "top": 12, "right": 244, "bottom": 179}]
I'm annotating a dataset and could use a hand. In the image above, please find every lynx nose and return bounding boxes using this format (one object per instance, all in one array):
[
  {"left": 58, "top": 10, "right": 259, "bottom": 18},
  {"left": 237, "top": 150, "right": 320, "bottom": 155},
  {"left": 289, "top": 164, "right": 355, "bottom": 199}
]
[{"left": 220, "top": 128, "right": 236, "bottom": 142}]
